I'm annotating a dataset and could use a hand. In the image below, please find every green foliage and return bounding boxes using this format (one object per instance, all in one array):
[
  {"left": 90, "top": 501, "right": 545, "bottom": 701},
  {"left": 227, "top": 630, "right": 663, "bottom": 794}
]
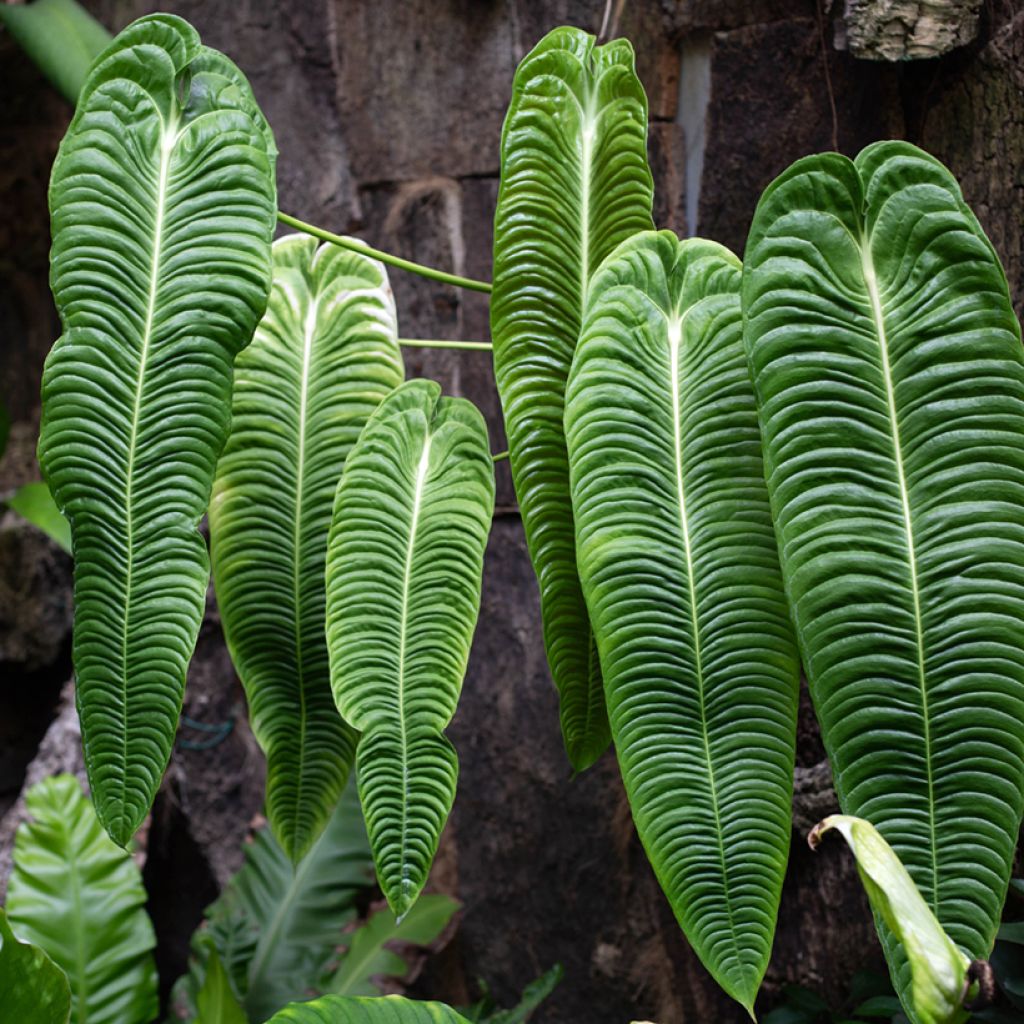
[
  {"left": 5, "top": 775, "right": 157, "bottom": 1024},
  {"left": 266, "top": 996, "right": 474, "bottom": 1024},
  {"left": 210, "top": 234, "right": 404, "bottom": 862},
  {"left": 0, "top": 0, "right": 111, "bottom": 104},
  {"left": 742, "top": 140, "right": 1024, "bottom": 1011},
  {"left": 490, "top": 25, "right": 655, "bottom": 771},
  {"left": 196, "top": 943, "right": 248, "bottom": 1024},
  {"left": 7, "top": 481, "right": 71, "bottom": 552},
  {"left": 38, "top": 13, "right": 278, "bottom": 846},
  {"left": 323, "top": 895, "right": 459, "bottom": 997},
  {"left": 811, "top": 816, "right": 969, "bottom": 1024},
  {"left": 0, "top": 906, "right": 71, "bottom": 1024},
  {"left": 565, "top": 230, "right": 798, "bottom": 1011},
  {"left": 326, "top": 379, "right": 495, "bottom": 917},
  {"left": 460, "top": 964, "right": 563, "bottom": 1024},
  {"left": 173, "top": 781, "right": 373, "bottom": 1022}
]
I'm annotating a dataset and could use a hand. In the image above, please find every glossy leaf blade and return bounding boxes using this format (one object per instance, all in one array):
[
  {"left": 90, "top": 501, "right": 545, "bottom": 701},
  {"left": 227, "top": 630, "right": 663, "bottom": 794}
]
[
  {"left": 196, "top": 943, "right": 248, "bottom": 1024},
  {"left": 565, "top": 231, "right": 799, "bottom": 1010},
  {"left": 0, "top": 907, "right": 71, "bottom": 1024},
  {"left": 811, "top": 816, "right": 970, "bottom": 1024},
  {"left": 7, "top": 481, "right": 72, "bottom": 553},
  {"left": 491, "top": 25, "right": 654, "bottom": 770},
  {"left": 742, "top": 141, "right": 1024, "bottom": 1007},
  {"left": 267, "top": 995, "right": 473, "bottom": 1024},
  {"left": 38, "top": 14, "right": 278, "bottom": 844},
  {"left": 6, "top": 775, "right": 158, "bottom": 1024},
  {"left": 326, "top": 380, "right": 495, "bottom": 916},
  {"left": 211, "top": 234, "right": 403, "bottom": 862}
]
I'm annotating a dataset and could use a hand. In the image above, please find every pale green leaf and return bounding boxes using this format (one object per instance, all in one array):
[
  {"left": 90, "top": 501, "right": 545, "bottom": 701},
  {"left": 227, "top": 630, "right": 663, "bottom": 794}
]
[
  {"left": 565, "top": 231, "right": 798, "bottom": 1011},
  {"left": 491, "top": 25, "right": 654, "bottom": 771},
  {"left": 8, "top": 481, "right": 72, "bottom": 553},
  {"left": 266, "top": 995, "right": 473, "bottom": 1024},
  {"left": 196, "top": 942, "right": 249, "bottom": 1024},
  {"left": 742, "top": 141, "right": 1024, "bottom": 1014},
  {"left": 0, "top": 906, "right": 71, "bottom": 1024},
  {"left": 6, "top": 774, "right": 158, "bottom": 1024},
  {"left": 326, "top": 380, "right": 494, "bottom": 916},
  {"left": 0, "top": 0, "right": 111, "bottom": 104},
  {"left": 324, "top": 894, "right": 459, "bottom": 997},
  {"left": 811, "top": 815, "right": 970, "bottom": 1024},
  {"left": 211, "top": 234, "right": 403, "bottom": 862},
  {"left": 38, "top": 14, "right": 277, "bottom": 845}
]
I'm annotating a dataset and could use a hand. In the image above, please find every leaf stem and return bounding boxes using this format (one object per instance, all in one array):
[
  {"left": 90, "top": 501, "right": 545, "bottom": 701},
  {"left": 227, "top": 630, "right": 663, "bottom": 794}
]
[
  {"left": 399, "top": 338, "right": 493, "bottom": 351},
  {"left": 278, "top": 212, "right": 492, "bottom": 294},
  {"left": 492, "top": 450, "right": 509, "bottom": 463}
]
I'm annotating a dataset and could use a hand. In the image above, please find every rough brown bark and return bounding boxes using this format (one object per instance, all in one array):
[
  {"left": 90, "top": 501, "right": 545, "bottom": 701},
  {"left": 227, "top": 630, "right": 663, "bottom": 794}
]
[{"left": 1, "top": 1, "right": 1022, "bottom": 1021}]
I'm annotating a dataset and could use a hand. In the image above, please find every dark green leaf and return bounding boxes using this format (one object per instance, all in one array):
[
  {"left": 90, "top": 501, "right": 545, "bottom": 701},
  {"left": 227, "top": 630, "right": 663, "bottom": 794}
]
[
  {"left": 326, "top": 380, "right": 494, "bottom": 916},
  {"left": 743, "top": 140, "right": 1024, "bottom": 1011},
  {"left": 565, "top": 231, "right": 798, "bottom": 1011},
  {"left": 491, "top": 25, "right": 654, "bottom": 771},
  {"left": 211, "top": 235, "right": 403, "bottom": 862},
  {"left": 38, "top": 13, "right": 278, "bottom": 845}
]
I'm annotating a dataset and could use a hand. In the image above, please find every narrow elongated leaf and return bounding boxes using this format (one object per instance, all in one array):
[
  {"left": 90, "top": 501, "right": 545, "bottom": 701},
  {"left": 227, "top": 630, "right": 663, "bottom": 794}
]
[
  {"left": 38, "top": 14, "right": 278, "bottom": 844},
  {"left": 6, "top": 774, "right": 158, "bottom": 1024},
  {"left": 491, "top": 25, "right": 654, "bottom": 771},
  {"left": 211, "top": 234, "right": 403, "bottom": 862},
  {"left": 7, "top": 481, "right": 72, "bottom": 553},
  {"left": 324, "top": 894, "right": 459, "bottom": 997},
  {"left": 0, "top": 907, "right": 71, "bottom": 1024},
  {"left": 326, "top": 380, "right": 494, "bottom": 916},
  {"left": 267, "top": 996, "right": 473, "bottom": 1024},
  {"left": 810, "top": 816, "right": 970, "bottom": 1024},
  {"left": 742, "top": 141, "right": 1024, "bottom": 1010},
  {"left": 0, "top": 0, "right": 111, "bottom": 104},
  {"left": 565, "top": 231, "right": 799, "bottom": 1011}
]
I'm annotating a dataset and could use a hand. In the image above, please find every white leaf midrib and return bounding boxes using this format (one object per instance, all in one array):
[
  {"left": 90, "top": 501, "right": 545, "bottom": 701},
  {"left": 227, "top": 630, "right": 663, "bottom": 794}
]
[
  {"left": 116, "top": 116, "right": 178, "bottom": 833},
  {"left": 860, "top": 238, "right": 939, "bottom": 915},
  {"left": 668, "top": 312, "right": 745, "bottom": 971},
  {"left": 393, "top": 433, "right": 432, "bottom": 905}
]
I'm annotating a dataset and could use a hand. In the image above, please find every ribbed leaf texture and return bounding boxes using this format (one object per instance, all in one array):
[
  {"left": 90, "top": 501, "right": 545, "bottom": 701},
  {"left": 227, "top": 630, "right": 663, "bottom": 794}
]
[
  {"left": 491, "top": 25, "right": 654, "bottom": 771},
  {"left": 211, "top": 234, "right": 403, "bottom": 862},
  {"left": 326, "top": 380, "right": 495, "bottom": 916},
  {"left": 267, "top": 995, "right": 473, "bottom": 1024},
  {"left": 6, "top": 775, "right": 158, "bottom": 1024},
  {"left": 565, "top": 231, "right": 799, "bottom": 1011},
  {"left": 743, "top": 140, "right": 1024, "bottom": 1016},
  {"left": 170, "top": 779, "right": 373, "bottom": 1022},
  {"left": 37, "top": 14, "right": 278, "bottom": 845},
  {"left": 0, "top": 907, "right": 71, "bottom": 1024}
]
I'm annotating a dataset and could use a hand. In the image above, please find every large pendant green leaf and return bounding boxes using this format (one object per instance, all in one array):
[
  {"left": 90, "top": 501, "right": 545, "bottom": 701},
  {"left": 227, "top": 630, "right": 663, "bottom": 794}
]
[
  {"left": 6, "top": 775, "right": 158, "bottom": 1024},
  {"left": 742, "top": 140, "right": 1024, "bottom": 1011},
  {"left": 491, "top": 26, "right": 654, "bottom": 771},
  {"left": 565, "top": 231, "right": 799, "bottom": 1012},
  {"left": 326, "top": 380, "right": 495, "bottom": 917},
  {"left": 38, "top": 15, "right": 278, "bottom": 845},
  {"left": 210, "top": 235, "right": 403, "bottom": 863}
]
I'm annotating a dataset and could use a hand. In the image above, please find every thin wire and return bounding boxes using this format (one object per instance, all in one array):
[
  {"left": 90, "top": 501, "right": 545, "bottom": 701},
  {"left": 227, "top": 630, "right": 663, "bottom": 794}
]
[{"left": 278, "top": 212, "right": 492, "bottom": 294}]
